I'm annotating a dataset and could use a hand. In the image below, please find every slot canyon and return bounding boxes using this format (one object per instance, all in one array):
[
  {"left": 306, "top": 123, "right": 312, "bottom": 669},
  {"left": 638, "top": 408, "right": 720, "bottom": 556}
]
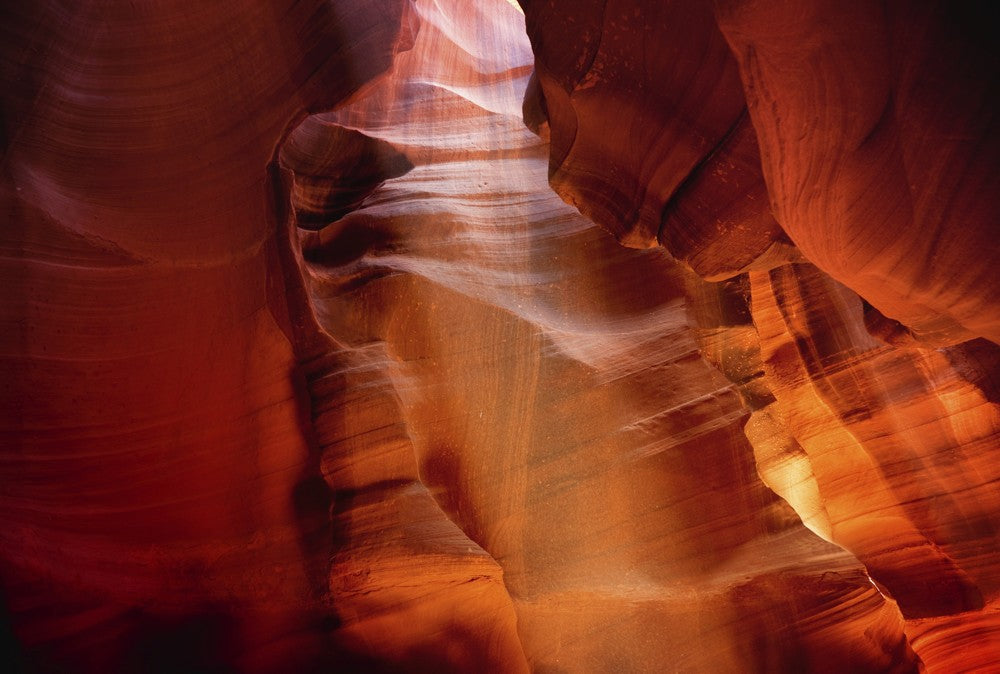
[{"left": 2, "top": 0, "right": 998, "bottom": 671}]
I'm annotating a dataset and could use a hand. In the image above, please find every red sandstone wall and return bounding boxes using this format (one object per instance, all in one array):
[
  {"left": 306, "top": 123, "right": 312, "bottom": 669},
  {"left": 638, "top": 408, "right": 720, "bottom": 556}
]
[{"left": 2, "top": 0, "right": 997, "bottom": 670}]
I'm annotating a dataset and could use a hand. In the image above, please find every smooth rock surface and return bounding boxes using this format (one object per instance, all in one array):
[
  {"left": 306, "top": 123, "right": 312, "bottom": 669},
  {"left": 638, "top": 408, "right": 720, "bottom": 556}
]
[
  {"left": 3, "top": 0, "right": 998, "bottom": 671},
  {"left": 519, "top": 0, "right": 1000, "bottom": 669}
]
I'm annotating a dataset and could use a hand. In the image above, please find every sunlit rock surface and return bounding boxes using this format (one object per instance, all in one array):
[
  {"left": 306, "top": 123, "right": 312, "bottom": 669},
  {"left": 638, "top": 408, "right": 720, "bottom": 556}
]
[
  {"left": 520, "top": 0, "right": 1000, "bottom": 670},
  {"left": 3, "top": 0, "right": 998, "bottom": 671}
]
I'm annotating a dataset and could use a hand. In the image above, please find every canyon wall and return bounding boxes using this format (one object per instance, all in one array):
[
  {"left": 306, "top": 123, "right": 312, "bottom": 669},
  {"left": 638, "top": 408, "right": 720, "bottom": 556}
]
[{"left": 2, "top": 0, "right": 997, "bottom": 671}]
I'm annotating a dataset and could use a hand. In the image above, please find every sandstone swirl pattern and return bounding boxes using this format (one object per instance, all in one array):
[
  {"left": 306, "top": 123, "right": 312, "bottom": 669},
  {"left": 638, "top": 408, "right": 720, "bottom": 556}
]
[
  {"left": 2, "top": 0, "right": 997, "bottom": 671},
  {"left": 520, "top": 0, "right": 1000, "bottom": 670}
]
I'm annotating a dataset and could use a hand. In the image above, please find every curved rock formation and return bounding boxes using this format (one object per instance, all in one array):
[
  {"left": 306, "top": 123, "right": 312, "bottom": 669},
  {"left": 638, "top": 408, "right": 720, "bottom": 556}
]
[
  {"left": 520, "top": 0, "right": 1000, "bottom": 669},
  {"left": 520, "top": 0, "right": 1000, "bottom": 345},
  {"left": 1, "top": 0, "right": 415, "bottom": 670},
  {"left": 3, "top": 0, "right": 998, "bottom": 671},
  {"left": 714, "top": 0, "right": 1000, "bottom": 345},
  {"left": 275, "top": 2, "right": 932, "bottom": 669}
]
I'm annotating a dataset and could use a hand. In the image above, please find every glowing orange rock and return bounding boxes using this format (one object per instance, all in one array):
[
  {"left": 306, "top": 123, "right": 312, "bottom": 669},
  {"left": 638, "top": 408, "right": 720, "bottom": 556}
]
[{"left": 2, "top": 0, "right": 997, "bottom": 670}]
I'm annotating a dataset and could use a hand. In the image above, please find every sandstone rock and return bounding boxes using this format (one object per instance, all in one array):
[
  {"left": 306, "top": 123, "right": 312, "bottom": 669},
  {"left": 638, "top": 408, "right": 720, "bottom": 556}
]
[
  {"left": 520, "top": 0, "right": 1000, "bottom": 669},
  {"left": 3, "top": 0, "right": 997, "bottom": 670}
]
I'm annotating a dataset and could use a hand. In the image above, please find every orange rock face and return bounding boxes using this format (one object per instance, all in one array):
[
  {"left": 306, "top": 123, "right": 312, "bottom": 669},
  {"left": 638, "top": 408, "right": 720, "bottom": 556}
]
[
  {"left": 3, "top": 0, "right": 998, "bottom": 672},
  {"left": 520, "top": 0, "right": 1000, "bottom": 669}
]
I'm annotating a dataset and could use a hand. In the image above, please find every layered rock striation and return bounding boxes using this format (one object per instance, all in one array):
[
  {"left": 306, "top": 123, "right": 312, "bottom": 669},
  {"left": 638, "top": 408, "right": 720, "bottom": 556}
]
[
  {"left": 2, "top": 0, "right": 997, "bottom": 671},
  {"left": 520, "top": 0, "right": 1000, "bottom": 669}
]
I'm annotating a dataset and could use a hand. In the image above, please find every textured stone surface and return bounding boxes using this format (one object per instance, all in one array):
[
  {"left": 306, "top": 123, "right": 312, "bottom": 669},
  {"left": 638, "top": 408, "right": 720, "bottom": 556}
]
[
  {"left": 520, "top": 0, "right": 1000, "bottom": 669},
  {"left": 277, "top": 2, "right": 924, "bottom": 669},
  {"left": 3, "top": 0, "right": 998, "bottom": 671},
  {"left": 715, "top": 0, "right": 1000, "bottom": 345},
  {"left": 1, "top": 0, "right": 415, "bottom": 670}
]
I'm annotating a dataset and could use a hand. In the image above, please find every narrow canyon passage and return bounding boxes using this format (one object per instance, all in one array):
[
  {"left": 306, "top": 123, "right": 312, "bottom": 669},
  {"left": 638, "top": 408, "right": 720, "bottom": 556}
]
[
  {"left": 2, "top": 0, "right": 998, "bottom": 671},
  {"left": 275, "top": 1, "right": 915, "bottom": 670}
]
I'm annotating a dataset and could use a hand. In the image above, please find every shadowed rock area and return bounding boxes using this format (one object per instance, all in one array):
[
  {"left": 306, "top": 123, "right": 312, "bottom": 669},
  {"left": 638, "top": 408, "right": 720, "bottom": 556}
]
[{"left": 2, "top": 0, "right": 997, "bottom": 671}]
